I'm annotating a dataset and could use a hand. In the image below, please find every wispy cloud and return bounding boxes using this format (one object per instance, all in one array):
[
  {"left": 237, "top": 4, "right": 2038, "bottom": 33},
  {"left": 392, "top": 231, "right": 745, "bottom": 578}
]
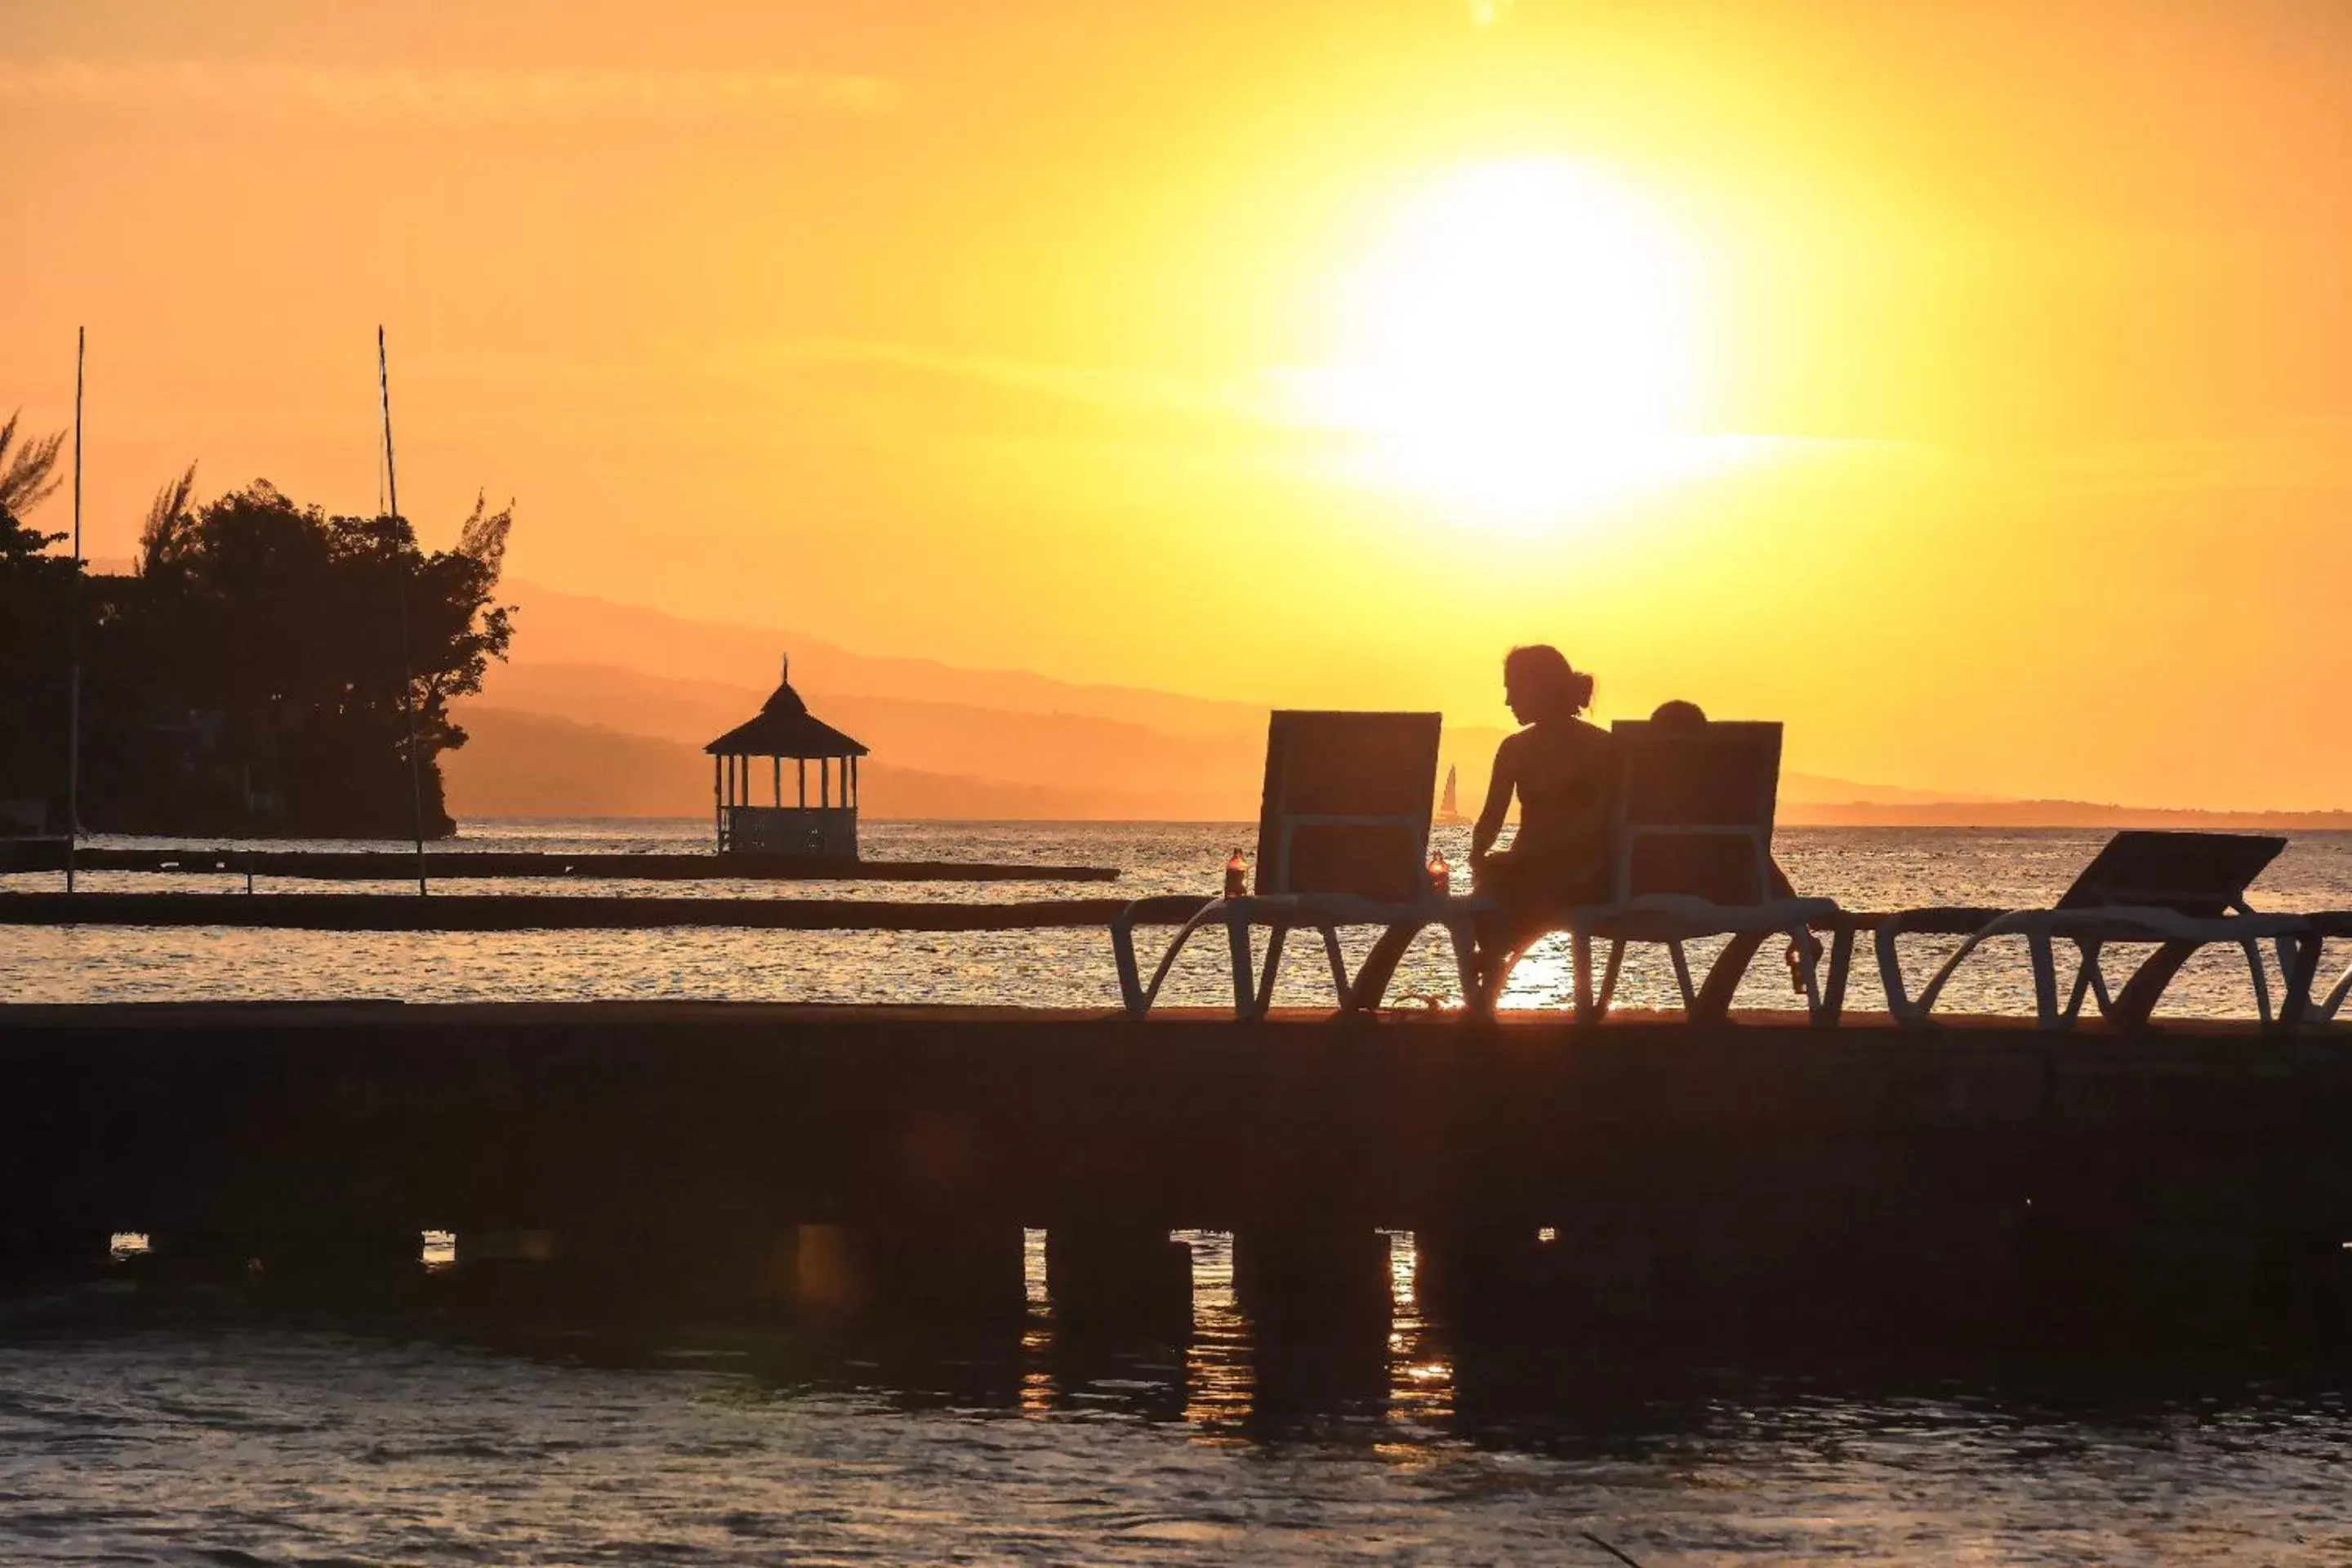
[
  {"left": 751, "top": 338, "right": 1287, "bottom": 423},
  {"left": 0, "top": 60, "right": 898, "bottom": 123}
]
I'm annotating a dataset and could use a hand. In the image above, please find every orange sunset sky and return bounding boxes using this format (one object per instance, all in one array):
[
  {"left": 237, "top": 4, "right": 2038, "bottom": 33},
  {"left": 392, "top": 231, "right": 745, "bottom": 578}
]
[{"left": 3, "top": 1, "right": 2349, "bottom": 810}]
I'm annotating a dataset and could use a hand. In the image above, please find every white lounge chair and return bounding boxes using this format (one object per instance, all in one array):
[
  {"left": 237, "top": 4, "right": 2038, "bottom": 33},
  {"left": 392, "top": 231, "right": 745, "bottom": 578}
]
[
  {"left": 1873, "top": 831, "right": 2308, "bottom": 1029},
  {"left": 1108, "top": 710, "right": 1477, "bottom": 1018},
  {"left": 1448, "top": 719, "right": 1840, "bottom": 1022}
]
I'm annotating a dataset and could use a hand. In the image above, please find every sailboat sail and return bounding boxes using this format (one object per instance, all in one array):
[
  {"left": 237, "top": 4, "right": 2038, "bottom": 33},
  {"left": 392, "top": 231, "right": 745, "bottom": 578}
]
[{"left": 1439, "top": 764, "right": 1459, "bottom": 818}]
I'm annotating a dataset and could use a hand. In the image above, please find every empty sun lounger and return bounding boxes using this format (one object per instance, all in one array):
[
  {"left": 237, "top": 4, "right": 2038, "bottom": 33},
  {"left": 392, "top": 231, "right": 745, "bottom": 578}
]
[
  {"left": 1108, "top": 710, "right": 1476, "bottom": 1018},
  {"left": 1874, "top": 830, "right": 2310, "bottom": 1029},
  {"left": 1468, "top": 719, "right": 1841, "bottom": 1022}
]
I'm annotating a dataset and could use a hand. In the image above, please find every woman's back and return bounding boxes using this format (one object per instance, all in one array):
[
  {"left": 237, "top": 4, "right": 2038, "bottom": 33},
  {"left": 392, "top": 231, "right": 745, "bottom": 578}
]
[{"left": 1500, "top": 716, "right": 1616, "bottom": 896}]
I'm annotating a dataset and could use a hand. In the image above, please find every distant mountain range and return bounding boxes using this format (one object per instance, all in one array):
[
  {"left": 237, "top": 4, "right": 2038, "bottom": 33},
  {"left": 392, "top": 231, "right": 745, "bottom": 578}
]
[{"left": 443, "top": 584, "right": 2350, "bottom": 831}]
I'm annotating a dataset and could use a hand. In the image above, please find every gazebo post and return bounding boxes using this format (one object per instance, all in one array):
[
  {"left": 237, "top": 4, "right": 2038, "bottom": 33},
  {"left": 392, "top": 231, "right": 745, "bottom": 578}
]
[
  {"left": 798, "top": 759, "right": 807, "bottom": 808},
  {"left": 773, "top": 756, "right": 782, "bottom": 807},
  {"left": 821, "top": 757, "right": 831, "bottom": 810},
  {"left": 712, "top": 754, "right": 722, "bottom": 844}
]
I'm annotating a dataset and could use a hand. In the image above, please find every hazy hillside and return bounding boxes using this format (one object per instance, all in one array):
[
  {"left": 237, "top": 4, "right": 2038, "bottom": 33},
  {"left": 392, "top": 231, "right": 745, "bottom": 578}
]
[
  {"left": 474, "top": 660, "right": 1272, "bottom": 817},
  {"left": 502, "top": 582, "right": 1266, "bottom": 741},
  {"left": 453, "top": 669, "right": 2014, "bottom": 824},
  {"left": 448, "top": 590, "right": 2039, "bottom": 822},
  {"left": 443, "top": 709, "right": 1103, "bottom": 821}
]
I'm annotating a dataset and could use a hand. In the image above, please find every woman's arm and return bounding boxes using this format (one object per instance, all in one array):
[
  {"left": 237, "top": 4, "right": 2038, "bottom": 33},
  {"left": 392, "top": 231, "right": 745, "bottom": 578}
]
[{"left": 1470, "top": 737, "right": 1517, "bottom": 866}]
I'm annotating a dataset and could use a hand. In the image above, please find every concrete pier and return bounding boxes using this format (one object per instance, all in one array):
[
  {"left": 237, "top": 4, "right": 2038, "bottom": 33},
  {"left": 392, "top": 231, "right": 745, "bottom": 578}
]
[{"left": 2, "top": 1000, "right": 2349, "bottom": 1342}]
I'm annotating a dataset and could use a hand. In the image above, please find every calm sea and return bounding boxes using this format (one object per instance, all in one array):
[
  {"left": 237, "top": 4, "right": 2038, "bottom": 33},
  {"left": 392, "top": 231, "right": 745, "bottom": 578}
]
[
  {"left": 3, "top": 822, "right": 2351, "bottom": 1564},
  {"left": 7, "top": 818, "right": 2352, "bottom": 1015}
]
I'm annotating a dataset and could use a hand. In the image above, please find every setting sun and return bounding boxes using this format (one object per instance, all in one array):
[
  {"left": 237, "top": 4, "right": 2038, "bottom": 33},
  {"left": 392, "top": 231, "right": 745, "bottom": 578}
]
[{"left": 1298, "top": 160, "right": 1713, "bottom": 521}]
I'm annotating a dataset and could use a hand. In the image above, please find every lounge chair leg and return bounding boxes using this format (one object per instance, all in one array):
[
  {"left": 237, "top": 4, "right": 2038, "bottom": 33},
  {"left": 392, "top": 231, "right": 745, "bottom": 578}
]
[
  {"left": 1597, "top": 939, "right": 1627, "bottom": 1016},
  {"left": 2278, "top": 932, "right": 2323, "bottom": 1026},
  {"left": 2064, "top": 938, "right": 2099, "bottom": 1023},
  {"left": 2029, "top": 933, "right": 2061, "bottom": 1029},
  {"left": 1912, "top": 931, "right": 1996, "bottom": 1025},
  {"left": 2322, "top": 960, "right": 2352, "bottom": 1026},
  {"left": 1138, "top": 905, "right": 1227, "bottom": 1014},
  {"left": 2109, "top": 940, "right": 2198, "bottom": 1030},
  {"left": 1318, "top": 925, "right": 1351, "bottom": 1011},
  {"left": 1348, "top": 924, "right": 1415, "bottom": 1012},
  {"left": 2075, "top": 939, "right": 2114, "bottom": 1018},
  {"left": 1821, "top": 927, "right": 1854, "bottom": 1024},
  {"left": 1250, "top": 923, "right": 1289, "bottom": 1019},
  {"left": 1693, "top": 932, "right": 1767, "bottom": 1023},
  {"left": 1109, "top": 916, "right": 1145, "bottom": 1014},
  {"left": 1227, "top": 915, "right": 1256, "bottom": 1016},
  {"left": 1479, "top": 944, "right": 1524, "bottom": 1013},
  {"left": 1876, "top": 925, "right": 1922, "bottom": 1025},
  {"left": 1571, "top": 933, "right": 1595, "bottom": 1022},
  {"left": 2241, "top": 938, "right": 2273, "bottom": 1027}
]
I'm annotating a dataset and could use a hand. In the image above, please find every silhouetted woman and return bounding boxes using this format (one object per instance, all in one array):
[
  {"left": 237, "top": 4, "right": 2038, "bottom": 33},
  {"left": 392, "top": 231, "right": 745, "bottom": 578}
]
[{"left": 1470, "top": 646, "right": 1615, "bottom": 933}]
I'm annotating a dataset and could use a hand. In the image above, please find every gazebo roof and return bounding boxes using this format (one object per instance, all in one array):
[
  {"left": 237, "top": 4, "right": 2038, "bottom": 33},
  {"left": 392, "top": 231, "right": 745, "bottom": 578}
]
[{"left": 704, "top": 662, "right": 868, "bottom": 760}]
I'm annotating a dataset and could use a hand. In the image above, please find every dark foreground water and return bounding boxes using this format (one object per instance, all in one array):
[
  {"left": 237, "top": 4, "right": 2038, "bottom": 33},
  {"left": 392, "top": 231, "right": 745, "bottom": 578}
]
[
  {"left": 5, "top": 1234, "right": 2351, "bottom": 1566},
  {"left": 5, "top": 823, "right": 2352, "bottom": 1561}
]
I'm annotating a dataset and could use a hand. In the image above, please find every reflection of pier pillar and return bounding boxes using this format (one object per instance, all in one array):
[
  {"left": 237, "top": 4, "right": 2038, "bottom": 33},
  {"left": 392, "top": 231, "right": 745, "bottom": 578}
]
[
  {"left": 795, "top": 1222, "right": 1027, "bottom": 1326},
  {"left": 146, "top": 1227, "right": 266, "bottom": 1281},
  {"left": 1045, "top": 1226, "right": 1193, "bottom": 1339},
  {"left": 0, "top": 1226, "right": 110, "bottom": 1284},
  {"left": 555, "top": 1218, "right": 803, "bottom": 1317},
  {"left": 1232, "top": 1227, "right": 1392, "bottom": 1337},
  {"left": 149, "top": 1225, "right": 422, "bottom": 1293}
]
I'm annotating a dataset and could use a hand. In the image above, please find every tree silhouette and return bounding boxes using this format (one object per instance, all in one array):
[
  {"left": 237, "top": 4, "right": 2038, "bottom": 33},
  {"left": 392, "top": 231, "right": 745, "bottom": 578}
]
[
  {"left": 4, "top": 453, "right": 517, "bottom": 838},
  {"left": 0, "top": 409, "right": 67, "bottom": 563}
]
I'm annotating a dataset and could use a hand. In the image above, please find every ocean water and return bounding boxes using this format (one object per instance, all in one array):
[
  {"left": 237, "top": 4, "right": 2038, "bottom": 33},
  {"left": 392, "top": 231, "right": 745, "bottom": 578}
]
[
  {"left": 5, "top": 818, "right": 2350, "bottom": 1018},
  {"left": 5, "top": 822, "right": 2352, "bottom": 1564},
  {"left": 2, "top": 1238, "right": 2350, "bottom": 1566}
]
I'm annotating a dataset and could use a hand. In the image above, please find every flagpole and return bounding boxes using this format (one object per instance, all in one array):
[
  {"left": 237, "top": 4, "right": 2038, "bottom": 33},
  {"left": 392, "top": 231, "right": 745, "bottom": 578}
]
[
  {"left": 377, "top": 327, "right": 430, "bottom": 897},
  {"left": 65, "top": 327, "right": 84, "bottom": 893}
]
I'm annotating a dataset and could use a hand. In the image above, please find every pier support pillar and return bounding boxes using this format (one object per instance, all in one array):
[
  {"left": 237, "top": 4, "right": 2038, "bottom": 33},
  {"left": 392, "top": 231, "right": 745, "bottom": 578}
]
[
  {"left": 145, "top": 1227, "right": 267, "bottom": 1281},
  {"left": 555, "top": 1218, "right": 803, "bottom": 1319},
  {"left": 0, "top": 1225, "right": 111, "bottom": 1285},
  {"left": 1413, "top": 1226, "right": 1563, "bottom": 1337},
  {"left": 142, "top": 1226, "right": 422, "bottom": 1295},
  {"left": 258, "top": 1227, "right": 422, "bottom": 1282},
  {"left": 795, "top": 1222, "right": 1027, "bottom": 1327},
  {"left": 1232, "top": 1227, "right": 1392, "bottom": 1338},
  {"left": 447, "top": 1228, "right": 566, "bottom": 1312},
  {"left": 1045, "top": 1227, "right": 1192, "bottom": 1339}
]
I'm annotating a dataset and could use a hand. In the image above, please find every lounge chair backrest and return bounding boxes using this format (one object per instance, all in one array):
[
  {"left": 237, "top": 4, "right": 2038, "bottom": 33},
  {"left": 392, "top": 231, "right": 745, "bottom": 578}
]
[
  {"left": 1254, "top": 710, "right": 1441, "bottom": 902},
  {"left": 2053, "top": 830, "right": 2285, "bottom": 917},
  {"left": 1608, "top": 719, "right": 1783, "bottom": 905}
]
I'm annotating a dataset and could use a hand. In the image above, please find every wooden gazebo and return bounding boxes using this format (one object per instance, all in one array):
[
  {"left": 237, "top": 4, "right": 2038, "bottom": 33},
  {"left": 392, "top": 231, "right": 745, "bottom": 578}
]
[{"left": 704, "top": 657, "right": 868, "bottom": 858}]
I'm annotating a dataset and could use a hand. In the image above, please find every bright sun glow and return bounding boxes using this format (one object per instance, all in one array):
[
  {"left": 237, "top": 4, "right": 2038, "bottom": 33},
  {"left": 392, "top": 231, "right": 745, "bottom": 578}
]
[{"left": 1297, "top": 160, "right": 1721, "bottom": 521}]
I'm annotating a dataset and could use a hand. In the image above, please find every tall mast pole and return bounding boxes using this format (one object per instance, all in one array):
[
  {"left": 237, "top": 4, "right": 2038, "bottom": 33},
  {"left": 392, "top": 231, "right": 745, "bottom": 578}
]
[
  {"left": 378, "top": 327, "right": 430, "bottom": 897},
  {"left": 65, "top": 327, "right": 84, "bottom": 893}
]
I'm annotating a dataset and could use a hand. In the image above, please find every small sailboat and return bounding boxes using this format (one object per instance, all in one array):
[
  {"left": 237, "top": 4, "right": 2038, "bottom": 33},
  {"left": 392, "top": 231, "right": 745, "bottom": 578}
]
[{"left": 1435, "top": 764, "right": 1468, "bottom": 826}]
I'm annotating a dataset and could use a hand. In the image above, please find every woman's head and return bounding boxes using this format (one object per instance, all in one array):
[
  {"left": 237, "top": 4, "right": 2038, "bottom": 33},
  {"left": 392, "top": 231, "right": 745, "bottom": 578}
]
[{"left": 1502, "top": 644, "right": 1594, "bottom": 726}]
